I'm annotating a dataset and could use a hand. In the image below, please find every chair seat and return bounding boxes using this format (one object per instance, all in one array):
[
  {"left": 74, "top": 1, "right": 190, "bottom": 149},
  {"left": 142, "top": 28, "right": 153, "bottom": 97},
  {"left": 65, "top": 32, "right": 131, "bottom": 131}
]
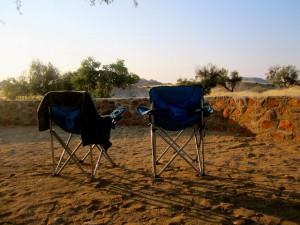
[{"left": 154, "top": 113, "right": 201, "bottom": 131}]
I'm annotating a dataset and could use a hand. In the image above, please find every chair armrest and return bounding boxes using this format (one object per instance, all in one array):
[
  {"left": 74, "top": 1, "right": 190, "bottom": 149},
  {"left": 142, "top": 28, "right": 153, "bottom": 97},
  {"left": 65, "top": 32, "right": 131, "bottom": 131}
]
[
  {"left": 110, "top": 106, "right": 126, "bottom": 121},
  {"left": 195, "top": 103, "right": 213, "bottom": 117},
  {"left": 136, "top": 106, "right": 151, "bottom": 116}
]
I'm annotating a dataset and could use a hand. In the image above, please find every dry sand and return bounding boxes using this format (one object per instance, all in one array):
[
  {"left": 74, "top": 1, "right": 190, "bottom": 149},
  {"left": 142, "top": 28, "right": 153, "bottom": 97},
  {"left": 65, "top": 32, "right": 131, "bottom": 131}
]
[{"left": 0, "top": 126, "right": 299, "bottom": 225}]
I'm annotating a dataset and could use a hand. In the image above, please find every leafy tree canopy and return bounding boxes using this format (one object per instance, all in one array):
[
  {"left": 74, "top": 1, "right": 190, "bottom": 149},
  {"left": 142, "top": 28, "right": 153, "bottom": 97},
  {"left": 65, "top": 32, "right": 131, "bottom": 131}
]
[
  {"left": 2, "top": 57, "right": 139, "bottom": 99},
  {"left": 266, "top": 65, "right": 299, "bottom": 88},
  {"left": 177, "top": 63, "right": 242, "bottom": 94},
  {"left": 71, "top": 57, "right": 101, "bottom": 93},
  {"left": 58, "top": 72, "right": 75, "bottom": 91},
  {"left": 71, "top": 57, "right": 140, "bottom": 98},
  {"left": 176, "top": 78, "right": 200, "bottom": 87},
  {"left": 102, "top": 59, "right": 140, "bottom": 89},
  {"left": 217, "top": 69, "right": 242, "bottom": 92},
  {"left": 195, "top": 64, "right": 222, "bottom": 93},
  {"left": 29, "top": 60, "right": 60, "bottom": 95},
  {"left": 2, "top": 76, "right": 30, "bottom": 100}
]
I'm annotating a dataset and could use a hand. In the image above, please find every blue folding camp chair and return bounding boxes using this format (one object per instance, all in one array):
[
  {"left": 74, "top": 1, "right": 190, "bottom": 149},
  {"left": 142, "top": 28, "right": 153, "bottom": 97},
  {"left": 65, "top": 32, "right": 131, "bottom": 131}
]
[
  {"left": 37, "top": 91, "right": 126, "bottom": 179},
  {"left": 137, "top": 86, "right": 212, "bottom": 178}
]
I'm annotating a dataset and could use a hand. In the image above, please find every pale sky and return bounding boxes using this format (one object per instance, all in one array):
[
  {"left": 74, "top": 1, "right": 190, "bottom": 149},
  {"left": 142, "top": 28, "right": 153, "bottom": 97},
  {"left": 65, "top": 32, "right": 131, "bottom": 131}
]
[{"left": 0, "top": 0, "right": 300, "bottom": 83}]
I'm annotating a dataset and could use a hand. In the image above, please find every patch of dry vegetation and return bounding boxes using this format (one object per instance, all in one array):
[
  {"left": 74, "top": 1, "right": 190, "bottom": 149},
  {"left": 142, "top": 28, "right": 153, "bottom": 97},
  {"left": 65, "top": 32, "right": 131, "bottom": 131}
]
[
  {"left": 0, "top": 82, "right": 300, "bottom": 100},
  {"left": 0, "top": 90, "right": 5, "bottom": 100},
  {"left": 208, "top": 82, "right": 300, "bottom": 97}
]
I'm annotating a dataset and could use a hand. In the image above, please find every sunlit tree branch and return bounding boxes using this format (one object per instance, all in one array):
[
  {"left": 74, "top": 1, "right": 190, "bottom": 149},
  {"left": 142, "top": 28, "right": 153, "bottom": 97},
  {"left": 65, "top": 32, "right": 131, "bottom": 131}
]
[
  {"left": 15, "top": 0, "right": 22, "bottom": 15},
  {"left": 15, "top": 0, "right": 138, "bottom": 14}
]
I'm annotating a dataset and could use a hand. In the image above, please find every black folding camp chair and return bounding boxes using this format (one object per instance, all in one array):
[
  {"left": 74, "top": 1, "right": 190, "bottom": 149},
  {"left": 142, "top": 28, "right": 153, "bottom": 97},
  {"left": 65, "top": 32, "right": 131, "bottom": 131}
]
[
  {"left": 137, "top": 86, "right": 212, "bottom": 178},
  {"left": 37, "top": 91, "right": 125, "bottom": 179}
]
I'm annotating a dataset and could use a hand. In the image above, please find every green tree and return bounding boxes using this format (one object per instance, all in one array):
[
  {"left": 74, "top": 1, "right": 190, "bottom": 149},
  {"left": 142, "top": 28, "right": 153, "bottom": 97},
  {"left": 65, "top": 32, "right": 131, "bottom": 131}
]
[
  {"left": 28, "top": 60, "right": 60, "bottom": 95},
  {"left": 72, "top": 57, "right": 140, "bottom": 98},
  {"left": 58, "top": 72, "right": 75, "bottom": 90},
  {"left": 96, "top": 70, "right": 118, "bottom": 97},
  {"left": 71, "top": 57, "right": 101, "bottom": 93},
  {"left": 176, "top": 78, "right": 199, "bottom": 86},
  {"left": 177, "top": 64, "right": 242, "bottom": 94},
  {"left": 218, "top": 69, "right": 242, "bottom": 92},
  {"left": 195, "top": 64, "right": 223, "bottom": 94},
  {"left": 3, "top": 78, "right": 20, "bottom": 100},
  {"left": 99, "top": 59, "right": 140, "bottom": 97},
  {"left": 102, "top": 59, "right": 140, "bottom": 89},
  {"left": 2, "top": 76, "right": 30, "bottom": 100},
  {"left": 16, "top": 75, "right": 30, "bottom": 98},
  {"left": 266, "top": 65, "right": 299, "bottom": 88}
]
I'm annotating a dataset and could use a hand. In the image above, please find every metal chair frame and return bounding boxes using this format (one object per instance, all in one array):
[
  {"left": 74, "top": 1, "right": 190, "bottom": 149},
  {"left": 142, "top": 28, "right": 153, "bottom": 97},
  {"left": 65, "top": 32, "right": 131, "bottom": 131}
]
[
  {"left": 49, "top": 119, "right": 115, "bottom": 179},
  {"left": 150, "top": 98, "right": 206, "bottom": 178}
]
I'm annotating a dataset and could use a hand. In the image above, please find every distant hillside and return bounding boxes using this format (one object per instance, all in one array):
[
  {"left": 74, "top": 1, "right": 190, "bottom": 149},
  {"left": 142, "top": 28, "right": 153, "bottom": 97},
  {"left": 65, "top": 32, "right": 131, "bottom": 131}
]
[
  {"left": 138, "top": 77, "right": 269, "bottom": 86},
  {"left": 111, "top": 85, "right": 149, "bottom": 98},
  {"left": 242, "top": 77, "right": 268, "bottom": 84},
  {"left": 0, "top": 80, "right": 7, "bottom": 88},
  {"left": 111, "top": 78, "right": 165, "bottom": 98},
  {"left": 136, "top": 78, "right": 163, "bottom": 86}
]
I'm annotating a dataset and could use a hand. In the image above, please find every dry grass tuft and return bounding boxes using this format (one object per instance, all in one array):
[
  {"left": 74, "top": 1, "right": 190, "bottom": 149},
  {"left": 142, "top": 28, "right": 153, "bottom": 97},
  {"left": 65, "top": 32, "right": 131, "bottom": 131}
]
[{"left": 208, "top": 83, "right": 300, "bottom": 97}]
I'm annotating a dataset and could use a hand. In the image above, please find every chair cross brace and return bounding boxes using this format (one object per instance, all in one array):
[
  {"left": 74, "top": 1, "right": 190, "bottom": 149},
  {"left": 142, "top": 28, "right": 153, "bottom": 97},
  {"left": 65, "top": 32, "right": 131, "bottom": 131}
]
[
  {"left": 50, "top": 130, "right": 91, "bottom": 178},
  {"left": 151, "top": 125, "right": 205, "bottom": 177},
  {"left": 50, "top": 130, "right": 115, "bottom": 179}
]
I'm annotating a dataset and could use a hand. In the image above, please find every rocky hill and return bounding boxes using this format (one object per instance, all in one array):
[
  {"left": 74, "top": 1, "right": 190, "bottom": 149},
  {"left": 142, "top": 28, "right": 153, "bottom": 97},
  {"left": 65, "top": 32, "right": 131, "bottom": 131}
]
[
  {"left": 111, "top": 78, "right": 300, "bottom": 98},
  {"left": 111, "top": 86, "right": 149, "bottom": 98},
  {"left": 242, "top": 77, "right": 268, "bottom": 84},
  {"left": 136, "top": 78, "right": 163, "bottom": 86}
]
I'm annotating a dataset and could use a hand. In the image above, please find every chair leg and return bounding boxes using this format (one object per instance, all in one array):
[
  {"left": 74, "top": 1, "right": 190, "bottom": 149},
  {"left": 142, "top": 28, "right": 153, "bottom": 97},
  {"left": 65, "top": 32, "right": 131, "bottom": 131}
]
[
  {"left": 92, "top": 145, "right": 116, "bottom": 177},
  {"left": 200, "top": 128, "right": 205, "bottom": 175},
  {"left": 50, "top": 131, "right": 56, "bottom": 176},
  {"left": 94, "top": 145, "right": 115, "bottom": 166},
  {"left": 151, "top": 127, "right": 158, "bottom": 178},
  {"left": 93, "top": 149, "right": 102, "bottom": 177},
  {"left": 90, "top": 145, "right": 94, "bottom": 179},
  {"left": 194, "top": 127, "right": 205, "bottom": 176},
  {"left": 195, "top": 130, "right": 201, "bottom": 175}
]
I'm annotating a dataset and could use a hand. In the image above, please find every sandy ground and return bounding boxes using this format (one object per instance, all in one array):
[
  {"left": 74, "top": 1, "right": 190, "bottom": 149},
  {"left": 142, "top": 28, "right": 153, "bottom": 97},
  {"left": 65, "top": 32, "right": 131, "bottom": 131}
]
[{"left": 0, "top": 126, "right": 299, "bottom": 225}]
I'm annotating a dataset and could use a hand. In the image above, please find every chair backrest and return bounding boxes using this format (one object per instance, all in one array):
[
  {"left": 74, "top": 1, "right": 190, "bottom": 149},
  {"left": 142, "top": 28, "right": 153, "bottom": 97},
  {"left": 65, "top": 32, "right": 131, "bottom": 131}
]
[
  {"left": 50, "top": 105, "right": 81, "bottom": 134},
  {"left": 150, "top": 86, "right": 204, "bottom": 121},
  {"left": 38, "top": 91, "right": 113, "bottom": 147},
  {"left": 37, "top": 91, "right": 98, "bottom": 133}
]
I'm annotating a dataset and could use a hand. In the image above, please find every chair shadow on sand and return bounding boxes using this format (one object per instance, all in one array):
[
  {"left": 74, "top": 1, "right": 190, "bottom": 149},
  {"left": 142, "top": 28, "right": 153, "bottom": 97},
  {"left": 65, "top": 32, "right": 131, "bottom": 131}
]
[
  {"left": 86, "top": 162, "right": 300, "bottom": 224},
  {"left": 0, "top": 124, "right": 299, "bottom": 224}
]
